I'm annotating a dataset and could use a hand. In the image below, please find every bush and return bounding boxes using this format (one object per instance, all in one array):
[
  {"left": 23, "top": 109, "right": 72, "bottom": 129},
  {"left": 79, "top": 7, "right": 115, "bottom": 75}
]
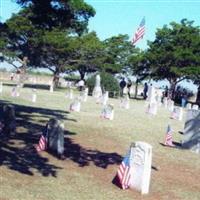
[{"left": 86, "top": 72, "right": 120, "bottom": 97}]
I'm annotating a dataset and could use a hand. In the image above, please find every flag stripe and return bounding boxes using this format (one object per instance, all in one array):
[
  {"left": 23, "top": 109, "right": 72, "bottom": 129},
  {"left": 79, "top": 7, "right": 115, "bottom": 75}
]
[{"left": 132, "top": 17, "right": 145, "bottom": 44}]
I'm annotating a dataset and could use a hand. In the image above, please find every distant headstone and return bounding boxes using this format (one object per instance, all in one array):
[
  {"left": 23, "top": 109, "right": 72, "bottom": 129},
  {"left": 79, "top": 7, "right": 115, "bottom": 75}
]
[
  {"left": 0, "top": 82, "right": 3, "bottom": 94},
  {"left": 32, "top": 89, "right": 37, "bottom": 103},
  {"left": 100, "top": 91, "right": 109, "bottom": 105},
  {"left": 170, "top": 106, "right": 183, "bottom": 121},
  {"left": 50, "top": 83, "right": 54, "bottom": 93},
  {"left": 163, "top": 97, "right": 168, "bottom": 108},
  {"left": 83, "top": 87, "right": 89, "bottom": 102},
  {"left": 92, "top": 74, "right": 102, "bottom": 99},
  {"left": 186, "top": 103, "right": 192, "bottom": 110},
  {"left": 167, "top": 100, "right": 174, "bottom": 112},
  {"left": 2, "top": 105, "right": 16, "bottom": 135},
  {"left": 146, "top": 103, "right": 157, "bottom": 115},
  {"left": 69, "top": 98, "right": 81, "bottom": 112},
  {"left": 182, "top": 109, "right": 200, "bottom": 154},
  {"left": 147, "top": 86, "right": 156, "bottom": 104},
  {"left": 129, "top": 142, "right": 152, "bottom": 194},
  {"left": 47, "top": 118, "right": 65, "bottom": 157},
  {"left": 120, "top": 95, "right": 130, "bottom": 109},
  {"left": 100, "top": 104, "right": 114, "bottom": 120},
  {"left": 11, "top": 86, "right": 20, "bottom": 97},
  {"left": 65, "top": 87, "right": 73, "bottom": 99},
  {"left": 192, "top": 104, "right": 199, "bottom": 110}
]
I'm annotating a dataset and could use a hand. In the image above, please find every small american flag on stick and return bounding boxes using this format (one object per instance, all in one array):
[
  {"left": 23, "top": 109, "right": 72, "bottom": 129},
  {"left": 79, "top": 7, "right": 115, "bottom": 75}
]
[
  {"left": 132, "top": 17, "right": 145, "bottom": 45},
  {"left": 35, "top": 125, "right": 48, "bottom": 152},
  {"left": 164, "top": 125, "right": 174, "bottom": 147},
  {"left": 116, "top": 150, "right": 131, "bottom": 189}
]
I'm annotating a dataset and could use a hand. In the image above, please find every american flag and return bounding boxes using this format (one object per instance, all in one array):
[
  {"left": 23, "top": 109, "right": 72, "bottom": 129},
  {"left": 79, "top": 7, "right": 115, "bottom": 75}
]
[
  {"left": 117, "top": 151, "right": 131, "bottom": 190},
  {"left": 164, "top": 125, "right": 174, "bottom": 147},
  {"left": 132, "top": 17, "right": 145, "bottom": 45},
  {"left": 35, "top": 125, "right": 48, "bottom": 152}
]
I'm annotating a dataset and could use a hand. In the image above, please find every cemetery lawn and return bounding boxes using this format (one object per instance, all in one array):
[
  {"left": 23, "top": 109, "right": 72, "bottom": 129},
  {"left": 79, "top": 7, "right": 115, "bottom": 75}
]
[{"left": 0, "top": 84, "right": 200, "bottom": 200}]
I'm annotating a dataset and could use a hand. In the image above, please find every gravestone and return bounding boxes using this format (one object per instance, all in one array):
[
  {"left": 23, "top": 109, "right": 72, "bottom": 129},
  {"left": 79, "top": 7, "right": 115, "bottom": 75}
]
[
  {"left": 120, "top": 95, "right": 130, "bottom": 109},
  {"left": 0, "top": 82, "right": 3, "bottom": 94},
  {"left": 163, "top": 97, "right": 168, "bottom": 109},
  {"left": 69, "top": 98, "right": 81, "bottom": 112},
  {"left": 146, "top": 103, "right": 157, "bottom": 115},
  {"left": 171, "top": 106, "right": 183, "bottom": 121},
  {"left": 46, "top": 118, "right": 65, "bottom": 157},
  {"left": 92, "top": 74, "right": 102, "bottom": 99},
  {"left": 101, "top": 91, "right": 109, "bottom": 105},
  {"left": 186, "top": 103, "right": 192, "bottom": 110},
  {"left": 2, "top": 105, "right": 16, "bottom": 135},
  {"left": 65, "top": 87, "right": 73, "bottom": 99},
  {"left": 50, "top": 83, "right": 54, "bottom": 93},
  {"left": 168, "top": 99, "right": 174, "bottom": 112},
  {"left": 129, "top": 142, "right": 152, "bottom": 194},
  {"left": 100, "top": 104, "right": 114, "bottom": 120},
  {"left": 147, "top": 85, "right": 156, "bottom": 104},
  {"left": 182, "top": 109, "right": 200, "bottom": 154},
  {"left": 32, "top": 89, "right": 37, "bottom": 103},
  {"left": 192, "top": 104, "right": 199, "bottom": 110}
]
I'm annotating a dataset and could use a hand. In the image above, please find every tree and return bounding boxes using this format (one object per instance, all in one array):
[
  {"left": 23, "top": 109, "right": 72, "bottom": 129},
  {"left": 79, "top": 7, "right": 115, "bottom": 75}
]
[
  {"left": 127, "top": 50, "right": 150, "bottom": 98},
  {"left": 147, "top": 19, "right": 200, "bottom": 99},
  {"left": 103, "top": 34, "right": 138, "bottom": 74}
]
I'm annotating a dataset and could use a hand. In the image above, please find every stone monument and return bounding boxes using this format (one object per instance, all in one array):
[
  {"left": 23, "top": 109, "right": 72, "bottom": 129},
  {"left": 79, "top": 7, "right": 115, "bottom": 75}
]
[
  {"left": 182, "top": 109, "right": 200, "bottom": 154},
  {"left": 129, "top": 142, "right": 152, "bottom": 194},
  {"left": 46, "top": 118, "right": 65, "bottom": 158},
  {"left": 92, "top": 74, "right": 102, "bottom": 99},
  {"left": 2, "top": 105, "right": 16, "bottom": 135}
]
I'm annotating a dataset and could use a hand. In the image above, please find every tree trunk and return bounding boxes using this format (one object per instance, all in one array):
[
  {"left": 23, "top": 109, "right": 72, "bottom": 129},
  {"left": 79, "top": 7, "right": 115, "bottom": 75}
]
[
  {"left": 53, "top": 71, "right": 60, "bottom": 88},
  {"left": 134, "top": 79, "right": 138, "bottom": 99},
  {"left": 79, "top": 69, "right": 85, "bottom": 80},
  {"left": 196, "top": 85, "right": 200, "bottom": 105},
  {"left": 169, "top": 79, "right": 177, "bottom": 100}
]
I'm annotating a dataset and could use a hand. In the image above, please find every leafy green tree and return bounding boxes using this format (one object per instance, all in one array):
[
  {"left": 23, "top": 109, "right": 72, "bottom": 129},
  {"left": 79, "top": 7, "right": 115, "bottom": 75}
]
[
  {"left": 147, "top": 19, "right": 200, "bottom": 99},
  {"left": 127, "top": 50, "right": 150, "bottom": 98}
]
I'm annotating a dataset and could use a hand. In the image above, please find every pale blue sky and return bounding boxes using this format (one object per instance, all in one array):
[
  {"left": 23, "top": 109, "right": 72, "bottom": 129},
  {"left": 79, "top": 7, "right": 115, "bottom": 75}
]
[
  {"left": 0, "top": 0, "right": 199, "bottom": 91},
  {"left": 1, "top": 0, "right": 200, "bottom": 49}
]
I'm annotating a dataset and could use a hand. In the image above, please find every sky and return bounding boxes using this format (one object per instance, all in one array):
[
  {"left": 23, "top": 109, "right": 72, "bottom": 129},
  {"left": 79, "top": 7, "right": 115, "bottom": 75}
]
[{"left": 0, "top": 0, "right": 200, "bottom": 91}]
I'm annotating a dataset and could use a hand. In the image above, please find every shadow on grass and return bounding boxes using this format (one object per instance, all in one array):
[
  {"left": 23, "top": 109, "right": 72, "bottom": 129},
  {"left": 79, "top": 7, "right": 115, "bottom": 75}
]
[
  {"left": 0, "top": 99, "right": 75, "bottom": 177},
  {"left": 0, "top": 99, "right": 124, "bottom": 176}
]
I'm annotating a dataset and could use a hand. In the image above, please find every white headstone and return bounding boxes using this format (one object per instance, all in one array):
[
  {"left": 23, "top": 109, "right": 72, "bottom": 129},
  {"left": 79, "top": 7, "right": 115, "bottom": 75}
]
[
  {"left": 0, "top": 82, "right": 3, "bottom": 93},
  {"left": 101, "top": 91, "right": 109, "bottom": 105},
  {"left": 82, "top": 88, "right": 89, "bottom": 102},
  {"left": 32, "top": 89, "right": 37, "bottom": 103},
  {"left": 69, "top": 98, "right": 81, "bottom": 112},
  {"left": 192, "top": 104, "right": 199, "bottom": 110},
  {"left": 120, "top": 95, "right": 130, "bottom": 109},
  {"left": 146, "top": 103, "right": 157, "bottom": 115},
  {"left": 163, "top": 97, "right": 168, "bottom": 108},
  {"left": 186, "top": 103, "right": 192, "bottom": 110},
  {"left": 171, "top": 106, "right": 183, "bottom": 121},
  {"left": 92, "top": 74, "right": 102, "bottom": 99},
  {"left": 147, "top": 86, "right": 156, "bottom": 104},
  {"left": 129, "top": 142, "right": 152, "bottom": 194},
  {"left": 100, "top": 104, "right": 114, "bottom": 120},
  {"left": 168, "top": 100, "right": 174, "bottom": 112},
  {"left": 50, "top": 83, "right": 54, "bottom": 93},
  {"left": 65, "top": 88, "right": 73, "bottom": 99}
]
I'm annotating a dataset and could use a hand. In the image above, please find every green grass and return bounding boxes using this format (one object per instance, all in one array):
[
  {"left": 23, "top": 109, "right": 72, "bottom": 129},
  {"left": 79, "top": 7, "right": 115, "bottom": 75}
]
[{"left": 0, "top": 82, "right": 200, "bottom": 200}]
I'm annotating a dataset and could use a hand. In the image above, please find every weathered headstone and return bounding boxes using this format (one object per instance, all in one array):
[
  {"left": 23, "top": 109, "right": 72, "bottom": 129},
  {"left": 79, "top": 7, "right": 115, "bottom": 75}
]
[
  {"left": 129, "top": 142, "right": 152, "bottom": 194},
  {"left": 0, "top": 82, "right": 3, "bottom": 94},
  {"left": 69, "top": 98, "right": 81, "bottom": 112},
  {"left": 147, "top": 85, "right": 156, "bottom": 104},
  {"left": 82, "top": 87, "right": 89, "bottom": 102},
  {"left": 170, "top": 106, "right": 183, "bottom": 121},
  {"left": 182, "top": 109, "right": 200, "bottom": 154},
  {"left": 46, "top": 118, "right": 65, "bottom": 157},
  {"left": 192, "top": 104, "right": 199, "bottom": 110},
  {"left": 120, "top": 95, "right": 130, "bottom": 109},
  {"left": 168, "top": 99, "right": 174, "bottom": 112},
  {"left": 32, "top": 89, "right": 37, "bottom": 103},
  {"left": 49, "top": 83, "right": 54, "bottom": 93},
  {"left": 65, "top": 87, "right": 73, "bottom": 99},
  {"left": 92, "top": 74, "right": 102, "bottom": 99},
  {"left": 100, "top": 104, "right": 114, "bottom": 120},
  {"left": 186, "top": 103, "right": 192, "bottom": 110},
  {"left": 2, "top": 105, "right": 16, "bottom": 135},
  {"left": 146, "top": 103, "right": 157, "bottom": 115}
]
